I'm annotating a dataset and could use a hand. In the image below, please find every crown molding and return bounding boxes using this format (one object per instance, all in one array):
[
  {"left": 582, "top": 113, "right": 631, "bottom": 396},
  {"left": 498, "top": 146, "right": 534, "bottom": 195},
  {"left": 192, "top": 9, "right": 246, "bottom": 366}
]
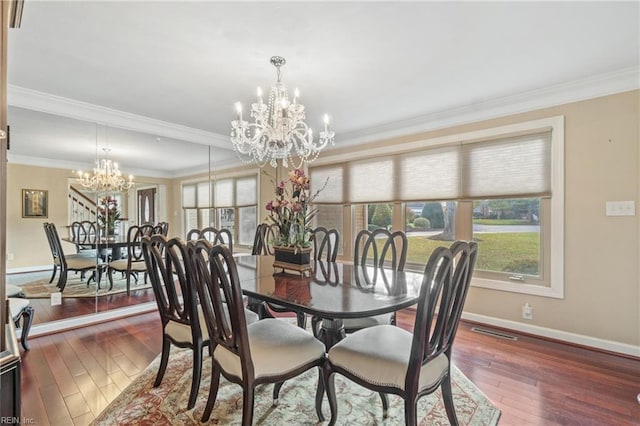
[
  {"left": 7, "top": 152, "right": 245, "bottom": 179},
  {"left": 7, "top": 85, "right": 230, "bottom": 148},
  {"left": 337, "top": 66, "right": 640, "bottom": 147}
]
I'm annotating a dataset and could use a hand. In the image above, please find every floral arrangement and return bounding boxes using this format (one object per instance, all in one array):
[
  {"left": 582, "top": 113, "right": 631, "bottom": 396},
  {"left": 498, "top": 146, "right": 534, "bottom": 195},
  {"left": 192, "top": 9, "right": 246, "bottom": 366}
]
[
  {"left": 265, "top": 168, "right": 326, "bottom": 250},
  {"left": 97, "top": 195, "right": 121, "bottom": 235}
]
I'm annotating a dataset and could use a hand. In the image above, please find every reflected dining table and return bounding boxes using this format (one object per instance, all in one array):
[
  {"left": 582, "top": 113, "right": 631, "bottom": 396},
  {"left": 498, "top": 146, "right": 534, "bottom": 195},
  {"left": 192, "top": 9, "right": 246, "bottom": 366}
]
[{"left": 234, "top": 255, "right": 426, "bottom": 348}]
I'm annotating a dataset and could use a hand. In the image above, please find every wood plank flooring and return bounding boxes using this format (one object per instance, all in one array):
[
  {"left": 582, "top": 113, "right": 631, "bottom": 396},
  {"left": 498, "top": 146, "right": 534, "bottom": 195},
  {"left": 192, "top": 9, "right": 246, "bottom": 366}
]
[{"left": 19, "top": 310, "right": 640, "bottom": 425}]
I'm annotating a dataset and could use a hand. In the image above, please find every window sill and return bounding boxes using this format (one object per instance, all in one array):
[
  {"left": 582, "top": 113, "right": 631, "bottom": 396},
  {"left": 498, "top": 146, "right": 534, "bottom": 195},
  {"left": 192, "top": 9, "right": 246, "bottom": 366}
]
[{"left": 471, "top": 276, "right": 564, "bottom": 299}]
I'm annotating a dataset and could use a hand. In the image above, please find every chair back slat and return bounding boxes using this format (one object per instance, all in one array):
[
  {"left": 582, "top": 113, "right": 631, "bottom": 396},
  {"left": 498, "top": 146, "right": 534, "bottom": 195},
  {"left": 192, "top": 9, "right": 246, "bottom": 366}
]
[
  {"left": 142, "top": 236, "right": 199, "bottom": 334},
  {"left": 406, "top": 246, "right": 453, "bottom": 392},
  {"left": 251, "top": 223, "right": 280, "bottom": 255},
  {"left": 354, "top": 229, "right": 407, "bottom": 271},
  {"left": 126, "top": 225, "right": 149, "bottom": 261},
  {"left": 44, "top": 222, "right": 67, "bottom": 265},
  {"left": 312, "top": 227, "right": 339, "bottom": 262}
]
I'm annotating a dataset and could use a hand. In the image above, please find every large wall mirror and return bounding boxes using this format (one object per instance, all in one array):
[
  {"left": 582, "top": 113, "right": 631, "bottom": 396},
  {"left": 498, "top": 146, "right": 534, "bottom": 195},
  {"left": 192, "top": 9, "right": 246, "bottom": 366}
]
[{"left": 5, "top": 107, "right": 214, "bottom": 331}]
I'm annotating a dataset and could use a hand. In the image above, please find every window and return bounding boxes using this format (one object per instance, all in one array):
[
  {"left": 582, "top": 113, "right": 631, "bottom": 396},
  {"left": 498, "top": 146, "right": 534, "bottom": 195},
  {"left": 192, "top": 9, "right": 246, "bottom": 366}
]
[
  {"left": 310, "top": 116, "right": 564, "bottom": 298},
  {"left": 404, "top": 201, "right": 456, "bottom": 269},
  {"left": 312, "top": 204, "right": 344, "bottom": 255},
  {"left": 182, "top": 174, "right": 258, "bottom": 247}
]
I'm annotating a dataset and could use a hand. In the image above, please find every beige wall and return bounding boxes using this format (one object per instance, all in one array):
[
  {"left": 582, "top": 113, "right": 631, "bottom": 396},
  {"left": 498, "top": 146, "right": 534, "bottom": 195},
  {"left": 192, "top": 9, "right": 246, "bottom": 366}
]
[{"left": 6, "top": 163, "right": 174, "bottom": 268}]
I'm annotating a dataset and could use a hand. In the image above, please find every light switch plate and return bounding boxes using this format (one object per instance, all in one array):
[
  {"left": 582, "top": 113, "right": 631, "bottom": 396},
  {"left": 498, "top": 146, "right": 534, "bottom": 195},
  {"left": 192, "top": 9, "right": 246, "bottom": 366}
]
[
  {"left": 51, "top": 291, "right": 62, "bottom": 306},
  {"left": 605, "top": 201, "right": 635, "bottom": 216}
]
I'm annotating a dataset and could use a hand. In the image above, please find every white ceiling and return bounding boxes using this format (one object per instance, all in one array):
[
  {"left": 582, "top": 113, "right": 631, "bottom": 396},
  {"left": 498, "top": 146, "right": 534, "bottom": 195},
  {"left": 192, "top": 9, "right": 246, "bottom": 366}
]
[{"left": 6, "top": 1, "right": 639, "bottom": 178}]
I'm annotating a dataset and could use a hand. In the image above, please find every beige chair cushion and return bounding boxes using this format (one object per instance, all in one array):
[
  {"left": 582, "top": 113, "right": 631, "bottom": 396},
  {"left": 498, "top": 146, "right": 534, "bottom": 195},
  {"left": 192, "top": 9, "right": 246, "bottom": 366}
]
[
  {"left": 8, "top": 298, "right": 30, "bottom": 321},
  {"left": 214, "top": 318, "right": 325, "bottom": 380},
  {"left": 328, "top": 324, "right": 449, "bottom": 392},
  {"left": 165, "top": 305, "right": 259, "bottom": 344},
  {"left": 66, "top": 256, "right": 102, "bottom": 269},
  {"left": 165, "top": 305, "right": 210, "bottom": 344},
  {"left": 109, "top": 259, "right": 147, "bottom": 272}
]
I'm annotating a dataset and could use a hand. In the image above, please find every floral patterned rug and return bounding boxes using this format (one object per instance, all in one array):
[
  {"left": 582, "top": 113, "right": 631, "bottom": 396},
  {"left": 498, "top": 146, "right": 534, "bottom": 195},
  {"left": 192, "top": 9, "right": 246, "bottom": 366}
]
[
  {"left": 18, "top": 273, "right": 152, "bottom": 298},
  {"left": 92, "top": 347, "right": 500, "bottom": 425}
]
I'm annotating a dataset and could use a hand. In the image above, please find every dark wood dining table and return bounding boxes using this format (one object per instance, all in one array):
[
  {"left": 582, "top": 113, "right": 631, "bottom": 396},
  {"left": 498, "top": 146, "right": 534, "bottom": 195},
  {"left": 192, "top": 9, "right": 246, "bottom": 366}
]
[
  {"left": 62, "top": 236, "right": 131, "bottom": 260},
  {"left": 233, "top": 255, "right": 426, "bottom": 348}
]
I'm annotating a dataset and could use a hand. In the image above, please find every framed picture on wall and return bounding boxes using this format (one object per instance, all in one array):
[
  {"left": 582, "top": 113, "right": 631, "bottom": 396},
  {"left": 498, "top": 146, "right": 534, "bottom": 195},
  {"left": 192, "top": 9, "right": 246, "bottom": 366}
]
[{"left": 22, "top": 189, "right": 48, "bottom": 218}]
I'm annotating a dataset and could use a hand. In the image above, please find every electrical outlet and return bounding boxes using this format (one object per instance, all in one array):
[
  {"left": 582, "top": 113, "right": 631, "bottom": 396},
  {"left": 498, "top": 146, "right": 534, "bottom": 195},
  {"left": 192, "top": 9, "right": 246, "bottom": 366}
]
[
  {"left": 522, "top": 303, "right": 533, "bottom": 320},
  {"left": 51, "top": 292, "right": 62, "bottom": 306}
]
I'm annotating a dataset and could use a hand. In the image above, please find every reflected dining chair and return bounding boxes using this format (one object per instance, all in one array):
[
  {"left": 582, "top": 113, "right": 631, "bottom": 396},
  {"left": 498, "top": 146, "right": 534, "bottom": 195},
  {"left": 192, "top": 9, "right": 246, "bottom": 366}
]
[
  {"left": 187, "top": 227, "right": 233, "bottom": 252},
  {"left": 141, "top": 234, "right": 208, "bottom": 410},
  {"left": 43, "top": 222, "right": 103, "bottom": 291},
  {"left": 323, "top": 242, "right": 477, "bottom": 426},
  {"left": 188, "top": 242, "right": 326, "bottom": 424},
  {"left": 311, "top": 226, "right": 340, "bottom": 262},
  {"left": 251, "top": 223, "right": 279, "bottom": 256},
  {"left": 342, "top": 228, "right": 407, "bottom": 333},
  {"left": 107, "top": 224, "right": 154, "bottom": 295}
]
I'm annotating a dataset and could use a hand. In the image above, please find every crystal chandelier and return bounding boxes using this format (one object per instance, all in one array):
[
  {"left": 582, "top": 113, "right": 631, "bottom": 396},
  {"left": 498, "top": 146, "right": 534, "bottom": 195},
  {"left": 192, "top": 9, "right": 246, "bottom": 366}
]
[
  {"left": 75, "top": 148, "right": 134, "bottom": 192},
  {"left": 230, "top": 56, "right": 335, "bottom": 168}
]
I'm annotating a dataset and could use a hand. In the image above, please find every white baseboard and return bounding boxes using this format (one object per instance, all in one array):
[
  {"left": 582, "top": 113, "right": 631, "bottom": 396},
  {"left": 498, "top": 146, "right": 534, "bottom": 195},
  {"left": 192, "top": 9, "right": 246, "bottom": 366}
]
[
  {"left": 26, "top": 302, "right": 157, "bottom": 338},
  {"left": 463, "top": 312, "right": 640, "bottom": 358},
  {"left": 7, "top": 265, "right": 52, "bottom": 274}
]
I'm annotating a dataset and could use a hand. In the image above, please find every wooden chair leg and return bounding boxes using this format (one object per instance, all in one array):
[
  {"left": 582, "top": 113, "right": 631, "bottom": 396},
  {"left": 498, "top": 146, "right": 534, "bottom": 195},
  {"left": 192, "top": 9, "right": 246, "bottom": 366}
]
[
  {"left": 315, "top": 367, "right": 325, "bottom": 422},
  {"left": 187, "top": 343, "right": 203, "bottom": 410},
  {"left": 441, "top": 373, "right": 460, "bottom": 426},
  {"left": 296, "top": 312, "right": 307, "bottom": 329},
  {"left": 202, "top": 364, "right": 221, "bottom": 422},
  {"left": 241, "top": 385, "right": 255, "bottom": 426},
  {"left": 154, "top": 337, "right": 171, "bottom": 387},
  {"left": 323, "top": 365, "right": 338, "bottom": 426},
  {"left": 404, "top": 397, "right": 418, "bottom": 426},
  {"left": 19, "top": 306, "right": 34, "bottom": 351},
  {"left": 57, "top": 269, "right": 68, "bottom": 292},
  {"left": 272, "top": 382, "right": 284, "bottom": 405},
  {"left": 49, "top": 265, "right": 57, "bottom": 283}
]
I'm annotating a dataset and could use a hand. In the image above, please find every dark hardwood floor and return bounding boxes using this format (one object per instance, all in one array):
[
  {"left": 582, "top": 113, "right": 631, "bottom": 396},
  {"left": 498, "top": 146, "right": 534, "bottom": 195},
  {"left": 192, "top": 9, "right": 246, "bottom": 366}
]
[{"left": 19, "top": 310, "right": 640, "bottom": 425}]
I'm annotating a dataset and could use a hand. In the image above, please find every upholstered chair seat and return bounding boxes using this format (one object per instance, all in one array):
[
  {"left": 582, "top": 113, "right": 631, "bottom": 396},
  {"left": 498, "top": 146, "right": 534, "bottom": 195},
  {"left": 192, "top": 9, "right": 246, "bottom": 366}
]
[
  {"left": 214, "top": 318, "right": 325, "bottom": 381},
  {"left": 328, "top": 324, "right": 449, "bottom": 391}
]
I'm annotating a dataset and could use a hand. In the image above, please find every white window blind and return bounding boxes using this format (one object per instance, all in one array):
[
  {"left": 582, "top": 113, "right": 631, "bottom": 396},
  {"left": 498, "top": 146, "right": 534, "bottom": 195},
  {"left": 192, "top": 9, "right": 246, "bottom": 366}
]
[
  {"left": 215, "top": 179, "right": 234, "bottom": 207},
  {"left": 182, "top": 184, "right": 196, "bottom": 208},
  {"left": 399, "top": 145, "right": 460, "bottom": 201},
  {"left": 310, "top": 166, "right": 344, "bottom": 203},
  {"left": 349, "top": 158, "right": 394, "bottom": 203},
  {"left": 462, "top": 132, "right": 552, "bottom": 198},
  {"left": 197, "top": 182, "right": 211, "bottom": 208},
  {"left": 310, "top": 130, "right": 552, "bottom": 203},
  {"left": 235, "top": 176, "right": 257, "bottom": 206}
]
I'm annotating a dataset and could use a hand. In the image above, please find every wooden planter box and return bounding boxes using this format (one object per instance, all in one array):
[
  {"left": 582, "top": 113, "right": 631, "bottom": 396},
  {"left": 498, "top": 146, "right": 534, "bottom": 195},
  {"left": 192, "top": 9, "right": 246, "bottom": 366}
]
[{"left": 273, "top": 246, "right": 312, "bottom": 273}]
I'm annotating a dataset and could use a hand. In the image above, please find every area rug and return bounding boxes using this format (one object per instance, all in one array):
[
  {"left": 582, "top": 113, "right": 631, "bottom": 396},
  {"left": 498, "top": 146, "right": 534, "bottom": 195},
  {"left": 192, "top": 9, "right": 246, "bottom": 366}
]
[
  {"left": 18, "top": 273, "right": 152, "bottom": 298},
  {"left": 92, "top": 347, "right": 501, "bottom": 425}
]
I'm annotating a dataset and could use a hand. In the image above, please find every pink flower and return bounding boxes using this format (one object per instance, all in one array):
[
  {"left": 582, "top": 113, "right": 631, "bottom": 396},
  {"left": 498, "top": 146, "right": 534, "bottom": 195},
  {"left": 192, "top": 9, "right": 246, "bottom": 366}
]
[
  {"left": 266, "top": 201, "right": 273, "bottom": 211},
  {"left": 292, "top": 202, "right": 303, "bottom": 213}
]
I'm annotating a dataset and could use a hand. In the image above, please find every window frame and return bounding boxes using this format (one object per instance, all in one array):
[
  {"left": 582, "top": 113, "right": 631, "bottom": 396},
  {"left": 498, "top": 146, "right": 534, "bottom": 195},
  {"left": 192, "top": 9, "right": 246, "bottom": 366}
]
[
  {"left": 181, "top": 173, "right": 259, "bottom": 248},
  {"left": 311, "top": 115, "right": 565, "bottom": 299}
]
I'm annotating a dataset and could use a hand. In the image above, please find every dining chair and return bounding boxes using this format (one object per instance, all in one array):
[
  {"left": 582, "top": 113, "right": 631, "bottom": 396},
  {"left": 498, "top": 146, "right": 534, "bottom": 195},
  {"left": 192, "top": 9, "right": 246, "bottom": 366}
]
[
  {"left": 157, "top": 221, "right": 169, "bottom": 236},
  {"left": 323, "top": 242, "right": 477, "bottom": 426},
  {"left": 141, "top": 234, "right": 209, "bottom": 410},
  {"left": 341, "top": 228, "right": 408, "bottom": 333},
  {"left": 43, "top": 222, "right": 103, "bottom": 291},
  {"left": 107, "top": 224, "right": 153, "bottom": 295},
  {"left": 251, "top": 223, "right": 279, "bottom": 256},
  {"left": 187, "top": 241, "right": 326, "bottom": 424},
  {"left": 311, "top": 226, "right": 340, "bottom": 262},
  {"left": 187, "top": 227, "right": 233, "bottom": 251}
]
